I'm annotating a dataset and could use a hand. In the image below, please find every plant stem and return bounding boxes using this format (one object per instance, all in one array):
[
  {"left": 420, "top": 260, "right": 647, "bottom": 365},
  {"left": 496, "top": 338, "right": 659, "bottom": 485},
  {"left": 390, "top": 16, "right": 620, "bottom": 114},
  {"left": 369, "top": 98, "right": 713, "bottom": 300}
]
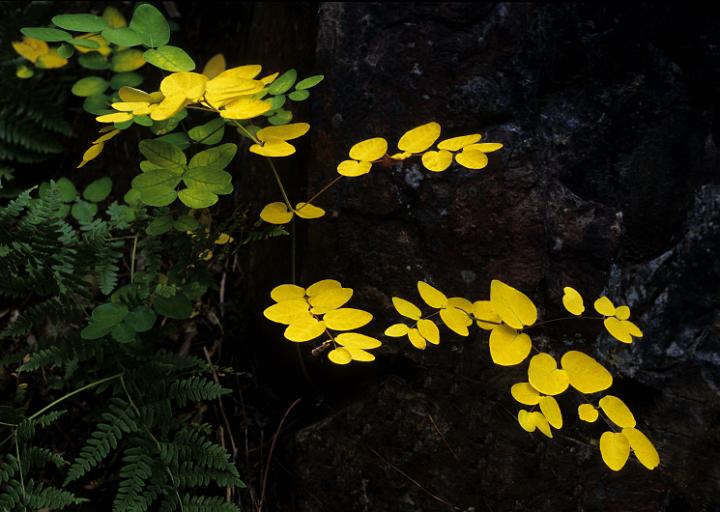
[
  {"left": 264, "top": 158, "right": 293, "bottom": 211},
  {"left": 130, "top": 235, "right": 138, "bottom": 284},
  {"left": 298, "top": 176, "right": 343, "bottom": 209}
]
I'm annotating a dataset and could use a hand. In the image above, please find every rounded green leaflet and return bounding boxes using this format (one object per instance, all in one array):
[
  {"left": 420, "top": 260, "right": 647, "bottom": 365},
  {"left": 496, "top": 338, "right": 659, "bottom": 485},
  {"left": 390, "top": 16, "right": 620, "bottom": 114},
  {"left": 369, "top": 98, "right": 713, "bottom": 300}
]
[
  {"left": 83, "top": 177, "right": 112, "bottom": 202},
  {"left": 52, "top": 14, "right": 108, "bottom": 32},
  {"left": 268, "top": 69, "right": 297, "bottom": 95},
  {"left": 110, "top": 72, "right": 143, "bottom": 89},
  {"left": 133, "top": 115, "right": 153, "bottom": 127},
  {"left": 71, "top": 76, "right": 109, "bottom": 97},
  {"left": 92, "top": 302, "right": 130, "bottom": 327},
  {"left": 154, "top": 293, "right": 193, "bottom": 320},
  {"left": 57, "top": 43, "right": 75, "bottom": 59},
  {"left": 188, "top": 118, "right": 226, "bottom": 145},
  {"left": 183, "top": 167, "right": 232, "bottom": 194},
  {"left": 146, "top": 215, "right": 173, "bottom": 235},
  {"left": 21, "top": 27, "right": 71, "bottom": 42},
  {"left": 178, "top": 188, "right": 218, "bottom": 209},
  {"left": 129, "top": 3, "right": 170, "bottom": 48},
  {"left": 143, "top": 46, "right": 195, "bottom": 72},
  {"left": 139, "top": 139, "right": 187, "bottom": 167},
  {"left": 288, "top": 89, "right": 310, "bottom": 102},
  {"left": 123, "top": 189, "right": 141, "bottom": 206},
  {"left": 111, "top": 321, "right": 136, "bottom": 343},
  {"left": 132, "top": 170, "right": 182, "bottom": 190},
  {"left": 189, "top": 143, "right": 237, "bottom": 169},
  {"left": 154, "top": 132, "right": 190, "bottom": 150},
  {"left": 83, "top": 94, "right": 112, "bottom": 115},
  {"left": 173, "top": 214, "right": 199, "bottom": 231},
  {"left": 268, "top": 95, "right": 286, "bottom": 110},
  {"left": 139, "top": 187, "right": 178, "bottom": 207},
  {"left": 69, "top": 38, "right": 100, "bottom": 49},
  {"left": 80, "top": 321, "right": 112, "bottom": 340},
  {"left": 295, "top": 74, "right": 324, "bottom": 90},
  {"left": 268, "top": 110, "right": 292, "bottom": 125},
  {"left": 114, "top": 119, "right": 134, "bottom": 130},
  {"left": 102, "top": 27, "right": 144, "bottom": 47},
  {"left": 55, "top": 178, "right": 77, "bottom": 202},
  {"left": 70, "top": 200, "right": 98, "bottom": 223},
  {"left": 78, "top": 53, "right": 110, "bottom": 70},
  {"left": 126, "top": 305, "right": 157, "bottom": 332}
]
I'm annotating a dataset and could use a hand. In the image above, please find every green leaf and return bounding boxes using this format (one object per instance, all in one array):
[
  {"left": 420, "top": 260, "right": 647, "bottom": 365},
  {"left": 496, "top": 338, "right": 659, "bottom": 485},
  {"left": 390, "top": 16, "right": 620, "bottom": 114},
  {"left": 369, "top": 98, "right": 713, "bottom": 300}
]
[
  {"left": 138, "top": 139, "right": 187, "bottom": 167},
  {"left": 173, "top": 215, "right": 199, "bottom": 231},
  {"left": 115, "top": 119, "right": 133, "bottom": 130},
  {"left": 69, "top": 37, "right": 99, "bottom": 49},
  {"left": 188, "top": 118, "right": 226, "bottom": 145},
  {"left": 268, "top": 110, "right": 292, "bottom": 125},
  {"left": 110, "top": 72, "right": 143, "bottom": 89},
  {"left": 133, "top": 115, "right": 153, "bottom": 127},
  {"left": 57, "top": 43, "right": 75, "bottom": 59},
  {"left": 78, "top": 53, "right": 110, "bottom": 70},
  {"left": 295, "top": 74, "right": 324, "bottom": 90},
  {"left": 71, "top": 76, "right": 109, "bottom": 97},
  {"left": 178, "top": 188, "right": 218, "bottom": 209},
  {"left": 129, "top": 3, "right": 170, "bottom": 48},
  {"left": 267, "top": 69, "right": 297, "bottom": 95},
  {"left": 111, "top": 49, "right": 145, "bottom": 72},
  {"left": 154, "top": 293, "right": 193, "bottom": 320},
  {"left": 143, "top": 46, "right": 195, "bottom": 72},
  {"left": 83, "top": 94, "right": 112, "bottom": 115},
  {"left": 123, "top": 189, "right": 142, "bottom": 205},
  {"left": 111, "top": 321, "right": 136, "bottom": 343},
  {"left": 80, "top": 321, "right": 112, "bottom": 340},
  {"left": 146, "top": 215, "right": 173, "bottom": 235},
  {"left": 138, "top": 187, "right": 177, "bottom": 207},
  {"left": 92, "top": 303, "right": 130, "bottom": 327},
  {"left": 83, "top": 177, "right": 112, "bottom": 202},
  {"left": 183, "top": 167, "right": 232, "bottom": 194},
  {"left": 56, "top": 178, "right": 77, "bottom": 202},
  {"left": 71, "top": 200, "right": 98, "bottom": 223},
  {"left": 126, "top": 305, "right": 156, "bottom": 332},
  {"left": 21, "top": 27, "right": 71, "bottom": 42},
  {"left": 267, "top": 95, "right": 286, "bottom": 110},
  {"left": 150, "top": 110, "right": 187, "bottom": 135},
  {"left": 102, "top": 27, "right": 143, "bottom": 47},
  {"left": 52, "top": 14, "right": 108, "bottom": 32},
  {"left": 288, "top": 89, "right": 310, "bottom": 102},
  {"left": 154, "top": 132, "right": 190, "bottom": 150},
  {"left": 132, "top": 169, "right": 182, "bottom": 191},
  {"left": 189, "top": 143, "right": 237, "bottom": 169}
]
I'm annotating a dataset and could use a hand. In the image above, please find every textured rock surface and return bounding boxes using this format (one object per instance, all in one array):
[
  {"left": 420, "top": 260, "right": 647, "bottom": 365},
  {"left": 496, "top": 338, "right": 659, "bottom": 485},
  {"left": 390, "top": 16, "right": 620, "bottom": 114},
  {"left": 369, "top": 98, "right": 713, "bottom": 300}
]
[{"left": 271, "top": 3, "right": 720, "bottom": 511}]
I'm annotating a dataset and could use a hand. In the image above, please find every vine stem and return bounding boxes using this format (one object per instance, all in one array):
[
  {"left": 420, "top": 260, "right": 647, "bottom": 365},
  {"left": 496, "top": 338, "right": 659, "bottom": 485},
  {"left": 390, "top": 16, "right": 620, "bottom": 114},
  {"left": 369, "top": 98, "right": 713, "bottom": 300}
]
[
  {"left": 15, "top": 433, "right": 26, "bottom": 508},
  {"left": 264, "top": 157, "right": 293, "bottom": 212},
  {"left": 297, "top": 175, "right": 343, "bottom": 210},
  {"left": 130, "top": 235, "right": 138, "bottom": 284}
]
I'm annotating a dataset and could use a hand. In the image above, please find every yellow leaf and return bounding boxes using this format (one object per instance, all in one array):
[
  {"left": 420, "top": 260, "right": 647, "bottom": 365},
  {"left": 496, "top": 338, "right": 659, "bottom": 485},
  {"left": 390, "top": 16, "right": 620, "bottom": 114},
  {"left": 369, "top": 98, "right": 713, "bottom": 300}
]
[
  {"left": 260, "top": 72, "right": 279, "bottom": 85},
  {"left": 77, "top": 142, "right": 105, "bottom": 169},
  {"left": 93, "top": 129, "right": 120, "bottom": 144},
  {"left": 250, "top": 140, "right": 296, "bottom": 158},
  {"left": 578, "top": 404, "right": 599, "bottom": 422},
  {"left": 205, "top": 70, "right": 264, "bottom": 106},
  {"left": 150, "top": 95, "right": 187, "bottom": 121},
  {"left": 440, "top": 307, "right": 469, "bottom": 336},
  {"left": 600, "top": 432, "right": 630, "bottom": 471},
  {"left": 160, "top": 72, "right": 208, "bottom": 101},
  {"left": 323, "top": 308, "right": 372, "bottom": 331},
  {"left": 111, "top": 49, "right": 145, "bottom": 72},
  {"left": 263, "top": 299, "right": 309, "bottom": 324},
  {"left": 560, "top": 350, "right": 613, "bottom": 394},
  {"left": 517, "top": 409, "right": 536, "bottom": 433},
  {"left": 599, "top": 395, "right": 636, "bottom": 428},
  {"left": 294, "top": 202, "right": 325, "bottom": 220},
  {"left": 337, "top": 159, "right": 372, "bottom": 177},
  {"left": 202, "top": 53, "right": 226, "bottom": 79},
  {"left": 284, "top": 317, "right": 325, "bottom": 342},
  {"left": 220, "top": 98, "right": 271, "bottom": 120},
  {"left": 335, "top": 332, "right": 382, "bottom": 349},
  {"left": 260, "top": 202, "right": 293, "bottom": 225},
  {"left": 510, "top": 383, "right": 540, "bottom": 406},
  {"left": 102, "top": 6, "right": 127, "bottom": 28},
  {"left": 528, "top": 353, "right": 569, "bottom": 396},
  {"left": 258, "top": 123, "right": 311, "bottom": 142},
  {"left": 539, "top": 396, "right": 563, "bottom": 429},
  {"left": 270, "top": 284, "right": 305, "bottom": 302},
  {"left": 306, "top": 279, "right": 341, "bottom": 297},
  {"left": 96, "top": 112, "right": 133, "bottom": 123},
  {"left": 622, "top": 428, "right": 660, "bottom": 470},
  {"left": 349, "top": 137, "right": 388, "bottom": 161},
  {"left": 465, "top": 142, "right": 503, "bottom": 153},
  {"left": 214, "top": 233, "right": 234, "bottom": 245},
  {"left": 345, "top": 346, "right": 376, "bottom": 362},
  {"left": 384, "top": 323, "right": 409, "bottom": 337},
  {"left": 119, "top": 87, "right": 153, "bottom": 102},
  {"left": 390, "top": 151, "right": 412, "bottom": 160},
  {"left": 455, "top": 149, "right": 488, "bottom": 170},
  {"left": 112, "top": 102, "right": 152, "bottom": 115},
  {"left": 417, "top": 281, "right": 448, "bottom": 309},
  {"left": 200, "top": 249, "right": 213, "bottom": 261},
  {"left": 417, "top": 319, "right": 440, "bottom": 345},
  {"left": 533, "top": 412, "right": 553, "bottom": 438},
  {"left": 421, "top": 150, "right": 453, "bottom": 172},
  {"left": 594, "top": 296, "right": 616, "bottom": 316},
  {"left": 436, "top": 134, "right": 481, "bottom": 151},
  {"left": 74, "top": 35, "right": 111, "bottom": 57},
  {"left": 562, "top": 286, "right": 585, "bottom": 315},
  {"left": 12, "top": 36, "right": 48, "bottom": 63},
  {"left": 615, "top": 305, "right": 631, "bottom": 320},
  {"left": 392, "top": 297, "right": 421, "bottom": 320},
  {"left": 212, "top": 64, "right": 262, "bottom": 81},
  {"left": 309, "top": 287, "right": 353, "bottom": 314},
  {"left": 488, "top": 324, "right": 532, "bottom": 366},
  {"left": 490, "top": 280, "right": 537, "bottom": 329},
  {"left": 472, "top": 300, "right": 501, "bottom": 330},
  {"left": 407, "top": 328, "right": 426, "bottom": 350},
  {"left": 328, "top": 347, "right": 352, "bottom": 365},
  {"left": 398, "top": 122, "right": 441, "bottom": 153},
  {"left": 623, "top": 320, "right": 643, "bottom": 337},
  {"left": 16, "top": 65, "right": 33, "bottom": 79},
  {"left": 36, "top": 49, "right": 68, "bottom": 69},
  {"left": 604, "top": 317, "right": 632, "bottom": 343}
]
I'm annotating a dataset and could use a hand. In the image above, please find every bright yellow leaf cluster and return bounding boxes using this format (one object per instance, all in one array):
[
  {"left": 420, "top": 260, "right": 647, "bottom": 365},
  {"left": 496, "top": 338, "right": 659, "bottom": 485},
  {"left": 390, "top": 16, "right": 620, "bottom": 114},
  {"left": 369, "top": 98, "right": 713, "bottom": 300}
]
[
  {"left": 593, "top": 296, "right": 643, "bottom": 344},
  {"left": 259, "top": 201, "right": 325, "bottom": 225},
  {"left": 264, "top": 280, "right": 380, "bottom": 365},
  {"left": 77, "top": 127, "right": 121, "bottom": 168},
  {"left": 12, "top": 36, "right": 68, "bottom": 75},
  {"left": 249, "top": 123, "right": 310, "bottom": 158}
]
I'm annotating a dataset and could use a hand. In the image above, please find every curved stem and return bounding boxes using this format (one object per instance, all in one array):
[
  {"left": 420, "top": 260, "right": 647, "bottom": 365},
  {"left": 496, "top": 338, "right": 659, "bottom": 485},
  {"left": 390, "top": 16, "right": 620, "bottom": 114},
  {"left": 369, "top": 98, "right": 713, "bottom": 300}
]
[
  {"left": 264, "top": 158, "right": 293, "bottom": 211},
  {"left": 28, "top": 372, "right": 123, "bottom": 422},
  {"left": 298, "top": 176, "right": 343, "bottom": 210}
]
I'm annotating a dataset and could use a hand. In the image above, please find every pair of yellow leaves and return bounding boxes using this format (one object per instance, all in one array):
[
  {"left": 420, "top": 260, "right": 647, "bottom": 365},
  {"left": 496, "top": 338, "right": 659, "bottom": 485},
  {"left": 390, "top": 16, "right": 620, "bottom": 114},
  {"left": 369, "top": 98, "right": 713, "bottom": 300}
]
[
  {"left": 263, "top": 280, "right": 380, "bottom": 364},
  {"left": 77, "top": 127, "right": 121, "bottom": 168},
  {"left": 12, "top": 36, "right": 68, "bottom": 71},
  {"left": 249, "top": 123, "right": 310, "bottom": 158},
  {"left": 561, "top": 287, "right": 643, "bottom": 344},
  {"left": 198, "top": 232, "right": 235, "bottom": 261}
]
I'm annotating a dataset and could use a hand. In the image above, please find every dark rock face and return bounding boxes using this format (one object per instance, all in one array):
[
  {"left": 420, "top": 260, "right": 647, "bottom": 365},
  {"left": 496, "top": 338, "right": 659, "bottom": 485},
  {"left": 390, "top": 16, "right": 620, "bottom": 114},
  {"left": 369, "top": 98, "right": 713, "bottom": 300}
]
[{"left": 277, "top": 3, "right": 720, "bottom": 511}]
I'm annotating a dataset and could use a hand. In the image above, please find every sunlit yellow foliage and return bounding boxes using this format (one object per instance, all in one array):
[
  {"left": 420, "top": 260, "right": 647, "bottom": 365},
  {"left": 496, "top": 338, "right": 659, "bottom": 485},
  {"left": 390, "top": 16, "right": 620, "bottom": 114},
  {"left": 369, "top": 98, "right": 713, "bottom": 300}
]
[
  {"left": 259, "top": 201, "right": 325, "bottom": 225},
  {"left": 598, "top": 395, "right": 636, "bottom": 428},
  {"left": 593, "top": 296, "right": 643, "bottom": 343},
  {"left": 562, "top": 286, "right": 585, "bottom": 315},
  {"left": 528, "top": 353, "right": 569, "bottom": 396},
  {"left": 560, "top": 351, "right": 612, "bottom": 393},
  {"left": 578, "top": 403, "right": 599, "bottom": 422},
  {"left": 517, "top": 410, "right": 552, "bottom": 438},
  {"left": 12, "top": 36, "right": 48, "bottom": 63},
  {"left": 250, "top": 123, "right": 310, "bottom": 157}
]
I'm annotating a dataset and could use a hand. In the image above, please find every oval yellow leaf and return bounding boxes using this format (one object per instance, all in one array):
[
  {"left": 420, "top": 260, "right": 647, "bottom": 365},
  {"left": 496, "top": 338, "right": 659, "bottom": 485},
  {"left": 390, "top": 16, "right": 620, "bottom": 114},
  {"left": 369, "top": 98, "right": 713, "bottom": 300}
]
[
  {"left": 615, "top": 305, "right": 631, "bottom": 320},
  {"left": 257, "top": 123, "right": 311, "bottom": 142},
  {"left": 510, "top": 382, "right": 540, "bottom": 406},
  {"left": 392, "top": 297, "right": 421, "bottom": 320},
  {"left": 623, "top": 427, "right": 660, "bottom": 470},
  {"left": 309, "top": 287, "right": 353, "bottom": 314},
  {"left": 160, "top": 72, "right": 208, "bottom": 101},
  {"left": 600, "top": 431, "right": 630, "bottom": 471},
  {"left": 528, "top": 353, "right": 569, "bottom": 396},
  {"left": 345, "top": 346, "right": 375, "bottom": 362},
  {"left": 306, "top": 279, "right": 341, "bottom": 297},
  {"left": 112, "top": 102, "right": 151, "bottom": 114},
  {"left": 472, "top": 300, "right": 501, "bottom": 330},
  {"left": 220, "top": 98, "right": 271, "bottom": 120},
  {"left": 594, "top": 296, "right": 616, "bottom": 316},
  {"left": 398, "top": 121, "right": 441, "bottom": 153},
  {"left": 284, "top": 317, "right": 325, "bottom": 342},
  {"left": 118, "top": 86, "right": 152, "bottom": 102},
  {"left": 270, "top": 284, "right": 306, "bottom": 302},
  {"left": 335, "top": 332, "right": 382, "bottom": 350},
  {"left": 349, "top": 137, "right": 388, "bottom": 161},
  {"left": 384, "top": 323, "right": 409, "bottom": 337},
  {"left": 328, "top": 347, "right": 352, "bottom": 365},
  {"left": 417, "top": 281, "right": 448, "bottom": 309},
  {"left": 96, "top": 112, "right": 133, "bottom": 123},
  {"left": 77, "top": 142, "right": 105, "bottom": 169},
  {"left": 36, "top": 49, "right": 68, "bottom": 69},
  {"left": 604, "top": 317, "right": 632, "bottom": 343},
  {"left": 323, "top": 308, "right": 372, "bottom": 331},
  {"left": 250, "top": 140, "right": 296, "bottom": 157},
  {"left": 421, "top": 150, "right": 453, "bottom": 172},
  {"left": 466, "top": 142, "right": 503, "bottom": 153},
  {"left": 337, "top": 159, "right": 372, "bottom": 177},
  {"left": 202, "top": 53, "right": 226, "bottom": 79},
  {"left": 488, "top": 325, "right": 532, "bottom": 366},
  {"left": 407, "top": 328, "right": 426, "bottom": 350},
  {"left": 93, "top": 129, "right": 120, "bottom": 144},
  {"left": 440, "top": 307, "right": 469, "bottom": 336},
  {"left": 532, "top": 411, "right": 553, "bottom": 438},
  {"left": 417, "top": 318, "right": 440, "bottom": 345},
  {"left": 562, "top": 286, "right": 585, "bottom": 316},
  {"left": 623, "top": 320, "right": 643, "bottom": 338},
  {"left": 149, "top": 95, "right": 186, "bottom": 121},
  {"left": 578, "top": 403, "right": 599, "bottom": 422},
  {"left": 436, "top": 134, "right": 481, "bottom": 151},
  {"left": 599, "top": 395, "right": 636, "bottom": 428},
  {"left": 263, "top": 299, "right": 310, "bottom": 325},
  {"left": 517, "top": 409, "right": 536, "bottom": 433},
  {"left": 560, "top": 350, "right": 613, "bottom": 394},
  {"left": 455, "top": 149, "right": 488, "bottom": 170},
  {"left": 260, "top": 202, "right": 293, "bottom": 225},
  {"left": 490, "top": 280, "right": 537, "bottom": 329},
  {"left": 539, "top": 396, "right": 563, "bottom": 429},
  {"left": 111, "top": 49, "right": 145, "bottom": 72},
  {"left": 12, "top": 36, "right": 48, "bottom": 63},
  {"left": 294, "top": 202, "right": 325, "bottom": 220}
]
